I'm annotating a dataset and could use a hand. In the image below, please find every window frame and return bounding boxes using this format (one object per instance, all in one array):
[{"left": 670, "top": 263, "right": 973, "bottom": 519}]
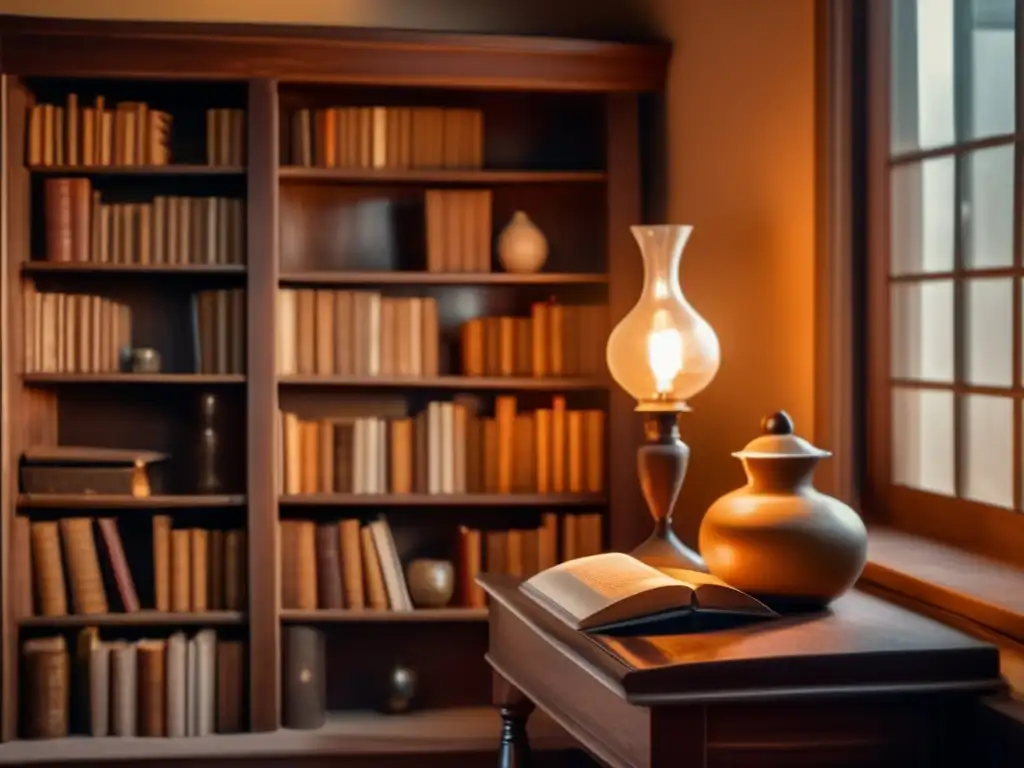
[{"left": 862, "top": 0, "right": 1024, "bottom": 567}]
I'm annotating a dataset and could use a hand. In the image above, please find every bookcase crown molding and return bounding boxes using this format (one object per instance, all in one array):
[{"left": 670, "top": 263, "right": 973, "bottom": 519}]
[{"left": 0, "top": 15, "right": 670, "bottom": 91}]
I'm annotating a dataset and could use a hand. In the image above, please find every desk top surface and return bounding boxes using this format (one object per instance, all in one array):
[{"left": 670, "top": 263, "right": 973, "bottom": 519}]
[{"left": 480, "top": 573, "right": 1003, "bottom": 703}]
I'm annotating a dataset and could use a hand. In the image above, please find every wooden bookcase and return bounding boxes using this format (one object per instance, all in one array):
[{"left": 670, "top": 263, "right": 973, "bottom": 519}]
[{"left": 0, "top": 15, "right": 667, "bottom": 761}]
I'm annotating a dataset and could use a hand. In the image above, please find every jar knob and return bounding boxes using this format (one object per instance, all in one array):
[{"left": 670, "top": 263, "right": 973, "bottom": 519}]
[{"left": 761, "top": 410, "right": 794, "bottom": 436}]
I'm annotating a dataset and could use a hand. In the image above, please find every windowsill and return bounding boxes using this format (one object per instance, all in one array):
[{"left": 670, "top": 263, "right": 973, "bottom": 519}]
[{"left": 862, "top": 526, "right": 1024, "bottom": 696}]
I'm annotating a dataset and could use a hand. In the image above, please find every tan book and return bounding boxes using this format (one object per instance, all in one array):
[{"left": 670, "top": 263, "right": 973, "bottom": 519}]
[
  {"left": 499, "top": 316, "right": 516, "bottom": 377},
  {"left": 30, "top": 521, "right": 67, "bottom": 617},
  {"left": 513, "top": 414, "right": 536, "bottom": 492},
  {"left": 548, "top": 303, "right": 565, "bottom": 376},
  {"left": 482, "top": 417, "right": 499, "bottom": 493},
  {"left": 66, "top": 93, "right": 79, "bottom": 166},
  {"left": 360, "top": 526, "right": 388, "bottom": 610},
  {"left": 333, "top": 290, "right": 353, "bottom": 375},
  {"left": 551, "top": 396, "right": 567, "bottom": 493},
  {"left": 390, "top": 418, "right": 414, "bottom": 494},
  {"left": 314, "top": 290, "right": 335, "bottom": 375},
  {"left": 339, "top": 519, "right": 365, "bottom": 609},
  {"left": 425, "top": 190, "right": 444, "bottom": 273},
  {"left": 166, "top": 633, "right": 187, "bottom": 737},
  {"left": 483, "top": 317, "right": 501, "bottom": 376},
  {"left": 535, "top": 408, "right": 552, "bottom": 494},
  {"left": 13, "top": 516, "right": 33, "bottom": 619},
  {"left": 531, "top": 303, "right": 549, "bottom": 377},
  {"left": 295, "top": 520, "right": 318, "bottom": 610},
  {"left": 190, "top": 529, "right": 209, "bottom": 612},
  {"left": 453, "top": 403, "right": 468, "bottom": 493},
  {"left": 27, "top": 104, "right": 43, "bottom": 165},
  {"left": 277, "top": 289, "right": 297, "bottom": 375},
  {"left": 521, "top": 553, "right": 773, "bottom": 631},
  {"left": 371, "top": 106, "right": 387, "bottom": 169},
  {"left": 54, "top": 106, "right": 65, "bottom": 166},
  {"left": 458, "top": 526, "right": 485, "bottom": 607},
  {"left": 495, "top": 395, "right": 517, "bottom": 494},
  {"left": 282, "top": 411, "right": 302, "bottom": 495},
  {"left": 99, "top": 108, "right": 113, "bottom": 166},
  {"left": 421, "top": 297, "right": 439, "bottom": 376},
  {"left": 568, "top": 410, "right": 584, "bottom": 493},
  {"left": 59, "top": 517, "right": 108, "bottom": 615},
  {"left": 137, "top": 640, "right": 166, "bottom": 737},
  {"left": 585, "top": 410, "right": 606, "bottom": 493},
  {"left": 300, "top": 419, "right": 319, "bottom": 494},
  {"left": 170, "top": 529, "right": 191, "bottom": 612},
  {"left": 89, "top": 643, "right": 111, "bottom": 737},
  {"left": 296, "top": 289, "right": 316, "bottom": 375},
  {"left": 318, "top": 420, "right": 335, "bottom": 493}
]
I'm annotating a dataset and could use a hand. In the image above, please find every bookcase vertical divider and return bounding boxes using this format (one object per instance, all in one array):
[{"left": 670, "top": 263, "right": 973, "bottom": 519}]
[
  {"left": 605, "top": 93, "right": 647, "bottom": 554},
  {"left": 246, "top": 78, "right": 282, "bottom": 732},
  {"left": 1, "top": 76, "right": 31, "bottom": 743}
]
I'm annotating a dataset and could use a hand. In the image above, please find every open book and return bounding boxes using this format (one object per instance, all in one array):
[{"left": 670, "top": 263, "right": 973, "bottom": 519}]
[{"left": 520, "top": 552, "right": 775, "bottom": 632}]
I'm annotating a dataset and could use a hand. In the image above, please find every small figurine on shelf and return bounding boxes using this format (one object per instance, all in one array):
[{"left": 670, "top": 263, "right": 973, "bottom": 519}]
[
  {"left": 376, "top": 662, "right": 419, "bottom": 714},
  {"left": 498, "top": 210, "right": 548, "bottom": 273},
  {"left": 194, "top": 392, "right": 223, "bottom": 494}
]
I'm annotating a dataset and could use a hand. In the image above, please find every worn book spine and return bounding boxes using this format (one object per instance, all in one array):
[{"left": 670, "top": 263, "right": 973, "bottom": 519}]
[
  {"left": 315, "top": 523, "right": 344, "bottom": 610},
  {"left": 152, "top": 514, "right": 171, "bottom": 612},
  {"left": 31, "top": 521, "right": 68, "bottom": 617},
  {"left": 216, "top": 640, "right": 244, "bottom": 734},
  {"left": 166, "top": 632, "right": 187, "bottom": 738},
  {"left": 59, "top": 517, "right": 108, "bottom": 615},
  {"left": 89, "top": 643, "right": 110, "bottom": 737},
  {"left": 23, "top": 638, "right": 69, "bottom": 739},
  {"left": 137, "top": 640, "right": 166, "bottom": 737},
  {"left": 110, "top": 642, "right": 137, "bottom": 736},
  {"left": 96, "top": 518, "right": 140, "bottom": 612},
  {"left": 282, "top": 626, "right": 326, "bottom": 730}
]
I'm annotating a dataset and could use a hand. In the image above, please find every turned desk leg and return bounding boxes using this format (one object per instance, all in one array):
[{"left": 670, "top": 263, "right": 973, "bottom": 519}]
[{"left": 494, "top": 672, "right": 534, "bottom": 768}]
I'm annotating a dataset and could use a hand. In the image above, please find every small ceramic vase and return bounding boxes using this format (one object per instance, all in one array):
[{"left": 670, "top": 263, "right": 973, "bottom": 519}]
[
  {"left": 406, "top": 559, "right": 455, "bottom": 608},
  {"left": 497, "top": 211, "right": 548, "bottom": 273},
  {"left": 378, "top": 663, "right": 418, "bottom": 714},
  {"left": 698, "top": 411, "right": 867, "bottom": 610}
]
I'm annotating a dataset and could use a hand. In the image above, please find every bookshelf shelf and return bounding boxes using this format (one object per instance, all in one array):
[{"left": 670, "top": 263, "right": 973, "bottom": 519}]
[
  {"left": 277, "top": 167, "right": 606, "bottom": 184},
  {"left": 19, "top": 611, "right": 246, "bottom": 629},
  {"left": 278, "top": 271, "right": 608, "bottom": 287},
  {"left": 23, "top": 373, "right": 246, "bottom": 385},
  {"left": 280, "top": 608, "right": 487, "bottom": 623},
  {"left": 22, "top": 263, "right": 247, "bottom": 276},
  {"left": 278, "top": 375, "right": 607, "bottom": 391},
  {"left": 28, "top": 164, "right": 245, "bottom": 176},
  {"left": 17, "top": 494, "right": 247, "bottom": 509},
  {"left": 279, "top": 493, "right": 607, "bottom": 507}
]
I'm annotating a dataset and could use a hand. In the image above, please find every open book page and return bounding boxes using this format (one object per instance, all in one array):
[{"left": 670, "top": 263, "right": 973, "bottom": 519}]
[
  {"left": 521, "top": 553, "right": 695, "bottom": 629},
  {"left": 658, "top": 567, "right": 775, "bottom": 615}
]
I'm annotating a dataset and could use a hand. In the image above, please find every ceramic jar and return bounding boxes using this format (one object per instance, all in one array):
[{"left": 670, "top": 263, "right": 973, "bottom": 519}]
[
  {"left": 698, "top": 411, "right": 867, "bottom": 610},
  {"left": 405, "top": 559, "right": 455, "bottom": 608},
  {"left": 497, "top": 211, "right": 548, "bottom": 273}
]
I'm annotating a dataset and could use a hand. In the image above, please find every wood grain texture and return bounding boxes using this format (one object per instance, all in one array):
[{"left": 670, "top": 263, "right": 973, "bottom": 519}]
[
  {"left": 246, "top": 78, "right": 281, "bottom": 733},
  {"left": 21, "top": 263, "right": 247, "bottom": 276},
  {"left": 18, "top": 494, "right": 246, "bottom": 509},
  {"left": 279, "top": 493, "right": 606, "bottom": 507},
  {"left": 0, "top": 15, "right": 669, "bottom": 92},
  {"left": 19, "top": 611, "right": 244, "bottom": 628},
  {"left": 482, "top": 574, "right": 1002, "bottom": 767},
  {"left": 23, "top": 374, "right": 246, "bottom": 385}
]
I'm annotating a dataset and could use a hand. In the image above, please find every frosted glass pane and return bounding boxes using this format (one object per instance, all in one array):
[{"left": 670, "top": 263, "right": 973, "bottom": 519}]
[
  {"left": 891, "top": 158, "right": 955, "bottom": 275},
  {"left": 891, "top": 281, "right": 955, "bottom": 381},
  {"left": 965, "top": 278, "right": 1012, "bottom": 387},
  {"left": 964, "top": 145, "right": 1014, "bottom": 269},
  {"left": 963, "top": 395, "right": 1013, "bottom": 508},
  {"left": 970, "top": 23, "right": 1015, "bottom": 140},
  {"left": 892, "top": 387, "right": 955, "bottom": 495}
]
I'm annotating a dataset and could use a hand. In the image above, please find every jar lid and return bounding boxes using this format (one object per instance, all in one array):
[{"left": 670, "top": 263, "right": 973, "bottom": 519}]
[{"left": 731, "top": 411, "right": 831, "bottom": 459}]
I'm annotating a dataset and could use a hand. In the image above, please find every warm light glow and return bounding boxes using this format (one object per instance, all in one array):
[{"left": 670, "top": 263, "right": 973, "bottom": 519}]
[
  {"left": 648, "top": 314, "right": 683, "bottom": 394},
  {"left": 606, "top": 225, "right": 720, "bottom": 410}
]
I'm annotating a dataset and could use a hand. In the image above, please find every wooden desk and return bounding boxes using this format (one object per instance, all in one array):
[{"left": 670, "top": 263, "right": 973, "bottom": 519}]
[{"left": 480, "top": 574, "right": 1005, "bottom": 768}]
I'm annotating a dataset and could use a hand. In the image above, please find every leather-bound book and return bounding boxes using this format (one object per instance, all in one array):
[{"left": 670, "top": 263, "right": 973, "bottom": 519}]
[
  {"left": 43, "top": 178, "right": 74, "bottom": 262},
  {"left": 110, "top": 642, "right": 137, "bottom": 736},
  {"left": 165, "top": 632, "right": 187, "bottom": 738},
  {"left": 72, "top": 627, "right": 99, "bottom": 734},
  {"left": 208, "top": 529, "right": 225, "bottom": 610},
  {"left": 295, "top": 521, "right": 318, "bottom": 611},
  {"left": 224, "top": 529, "right": 245, "bottom": 610},
  {"left": 281, "top": 626, "right": 326, "bottom": 730},
  {"left": 170, "top": 529, "right": 191, "bottom": 612},
  {"left": 152, "top": 515, "right": 171, "bottom": 611},
  {"left": 216, "top": 640, "right": 244, "bottom": 733},
  {"left": 316, "top": 524, "right": 343, "bottom": 610},
  {"left": 338, "top": 519, "right": 364, "bottom": 609},
  {"left": 137, "top": 640, "right": 166, "bottom": 736},
  {"left": 96, "top": 518, "right": 140, "bottom": 612},
  {"left": 30, "top": 521, "right": 68, "bottom": 617},
  {"left": 190, "top": 529, "right": 208, "bottom": 612},
  {"left": 70, "top": 178, "right": 91, "bottom": 263},
  {"left": 22, "top": 637, "right": 69, "bottom": 739},
  {"left": 458, "top": 526, "right": 484, "bottom": 607},
  {"left": 59, "top": 518, "right": 108, "bottom": 615},
  {"left": 195, "top": 629, "right": 217, "bottom": 736}
]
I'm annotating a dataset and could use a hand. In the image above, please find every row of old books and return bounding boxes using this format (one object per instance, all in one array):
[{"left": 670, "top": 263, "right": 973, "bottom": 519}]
[
  {"left": 194, "top": 289, "right": 247, "bottom": 375},
  {"left": 278, "top": 395, "right": 605, "bottom": 496},
  {"left": 460, "top": 513, "right": 603, "bottom": 607},
  {"left": 43, "top": 178, "right": 245, "bottom": 265},
  {"left": 22, "top": 288, "right": 130, "bottom": 374},
  {"left": 19, "top": 515, "right": 246, "bottom": 617},
  {"left": 276, "top": 289, "right": 439, "bottom": 377},
  {"left": 204, "top": 108, "right": 246, "bottom": 166},
  {"left": 280, "top": 517, "right": 411, "bottom": 611},
  {"left": 460, "top": 303, "right": 606, "bottom": 378},
  {"left": 289, "top": 106, "right": 483, "bottom": 169},
  {"left": 424, "top": 190, "right": 492, "bottom": 273},
  {"left": 21, "top": 630, "right": 244, "bottom": 739},
  {"left": 27, "top": 96, "right": 173, "bottom": 167}
]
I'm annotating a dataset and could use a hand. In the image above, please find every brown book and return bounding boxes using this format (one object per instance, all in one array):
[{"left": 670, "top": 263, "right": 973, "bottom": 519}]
[
  {"left": 30, "top": 521, "right": 68, "bottom": 617},
  {"left": 300, "top": 420, "right": 319, "bottom": 494},
  {"left": 96, "top": 518, "right": 140, "bottom": 613},
  {"left": 23, "top": 637, "right": 70, "bottom": 739},
  {"left": 170, "top": 529, "right": 191, "bottom": 612},
  {"left": 136, "top": 640, "right": 166, "bottom": 737},
  {"left": 495, "top": 395, "right": 517, "bottom": 494},
  {"left": 513, "top": 414, "right": 536, "bottom": 493},
  {"left": 360, "top": 525, "right": 388, "bottom": 610},
  {"left": 339, "top": 519, "right": 364, "bottom": 609},
  {"left": 535, "top": 408, "right": 552, "bottom": 494},
  {"left": 548, "top": 303, "right": 565, "bottom": 376},
  {"left": 14, "top": 516, "right": 33, "bottom": 619},
  {"left": 296, "top": 289, "right": 316, "bottom": 375},
  {"left": 425, "top": 190, "right": 444, "bottom": 272},
  {"left": 224, "top": 529, "right": 246, "bottom": 610},
  {"left": 506, "top": 530, "right": 525, "bottom": 577},
  {"left": 568, "top": 410, "right": 585, "bottom": 493},
  {"left": 390, "top": 418, "right": 414, "bottom": 494},
  {"left": 279, "top": 520, "right": 299, "bottom": 609},
  {"left": 514, "top": 317, "right": 532, "bottom": 375},
  {"left": 314, "top": 290, "right": 335, "bottom": 375},
  {"left": 421, "top": 297, "right": 440, "bottom": 376},
  {"left": 190, "top": 529, "right": 209, "bottom": 612},
  {"left": 89, "top": 642, "right": 111, "bottom": 737},
  {"left": 482, "top": 417, "right": 499, "bottom": 493},
  {"left": 59, "top": 517, "right": 108, "bottom": 615},
  {"left": 586, "top": 409, "right": 606, "bottom": 493},
  {"left": 152, "top": 515, "right": 171, "bottom": 612},
  {"left": 295, "top": 521, "right": 318, "bottom": 610},
  {"left": 217, "top": 640, "right": 245, "bottom": 733},
  {"left": 551, "top": 397, "right": 568, "bottom": 493},
  {"left": 531, "top": 303, "right": 549, "bottom": 377},
  {"left": 333, "top": 290, "right": 353, "bottom": 375},
  {"left": 458, "top": 526, "right": 485, "bottom": 608},
  {"left": 460, "top": 318, "right": 485, "bottom": 376},
  {"left": 483, "top": 317, "right": 501, "bottom": 376},
  {"left": 282, "top": 626, "right": 326, "bottom": 730},
  {"left": 318, "top": 420, "right": 335, "bottom": 493},
  {"left": 379, "top": 297, "right": 396, "bottom": 376},
  {"left": 44, "top": 179, "right": 74, "bottom": 262},
  {"left": 316, "top": 523, "right": 344, "bottom": 610},
  {"left": 208, "top": 529, "right": 225, "bottom": 610},
  {"left": 486, "top": 530, "right": 507, "bottom": 575}
]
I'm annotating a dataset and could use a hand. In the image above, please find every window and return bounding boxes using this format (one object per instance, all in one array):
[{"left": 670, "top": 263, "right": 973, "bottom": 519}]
[{"left": 867, "top": 0, "right": 1024, "bottom": 562}]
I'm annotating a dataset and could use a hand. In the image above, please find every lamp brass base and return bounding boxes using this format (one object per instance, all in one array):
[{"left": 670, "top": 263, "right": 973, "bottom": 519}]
[{"left": 630, "top": 411, "right": 708, "bottom": 574}]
